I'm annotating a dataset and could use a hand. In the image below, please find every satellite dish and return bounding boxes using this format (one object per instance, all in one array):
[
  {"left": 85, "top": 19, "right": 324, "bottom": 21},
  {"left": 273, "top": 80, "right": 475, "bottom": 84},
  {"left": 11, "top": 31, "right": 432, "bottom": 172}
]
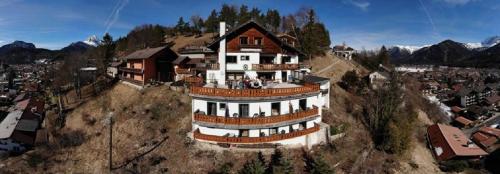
[{"left": 243, "top": 64, "right": 248, "bottom": 70}]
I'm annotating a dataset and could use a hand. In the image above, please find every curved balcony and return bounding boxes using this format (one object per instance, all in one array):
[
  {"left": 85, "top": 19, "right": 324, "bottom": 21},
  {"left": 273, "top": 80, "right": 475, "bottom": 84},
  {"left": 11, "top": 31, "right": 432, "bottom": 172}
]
[
  {"left": 193, "top": 124, "right": 320, "bottom": 144},
  {"left": 190, "top": 83, "right": 320, "bottom": 98},
  {"left": 252, "top": 64, "right": 300, "bottom": 71},
  {"left": 194, "top": 106, "right": 318, "bottom": 126}
]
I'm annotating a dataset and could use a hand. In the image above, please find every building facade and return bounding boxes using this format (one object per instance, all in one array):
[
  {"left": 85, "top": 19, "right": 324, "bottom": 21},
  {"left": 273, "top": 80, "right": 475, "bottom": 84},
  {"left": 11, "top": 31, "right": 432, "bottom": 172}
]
[{"left": 189, "top": 21, "right": 330, "bottom": 148}]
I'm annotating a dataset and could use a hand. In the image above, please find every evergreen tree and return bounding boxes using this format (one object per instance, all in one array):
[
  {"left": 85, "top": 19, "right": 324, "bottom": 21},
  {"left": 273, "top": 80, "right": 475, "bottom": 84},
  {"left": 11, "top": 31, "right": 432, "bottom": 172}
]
[
  {"left": 240, "top": 157, "right": 266, "bottom": 174},
  {"left": 378, "top": 46, "right": 390, "bottom": 66},
  {"left": 205, "top": 10, "right": 219, "bottom": 33},
  {"left": 190, "top": 15, "right": 204, "bottom": 34},
  {"left": 219, "top": 4, "right": 238, "bottom": 27},
  {"left": 96, "top": 33, "right": 115, "bottom": 74},
  {"left": 267, "top": 149, "right": 294, "bottom": 174},
  {"left": 265, "top": 9, "right": 281, "bottom": 32},
  {"left": 239, "top": 5, "right": 251, "bottom": 24},
  {"left": 175, "top": 17, "right": 189, "bottom": 34},
  {"left": 298, "top": 9, "right": 331, "bottom": 56},
  {"left": 303, "top": 153, "right": 334, "bottom": 174},
  {"left": 250, "top": 7, "right": 264, "bottom": 24}
]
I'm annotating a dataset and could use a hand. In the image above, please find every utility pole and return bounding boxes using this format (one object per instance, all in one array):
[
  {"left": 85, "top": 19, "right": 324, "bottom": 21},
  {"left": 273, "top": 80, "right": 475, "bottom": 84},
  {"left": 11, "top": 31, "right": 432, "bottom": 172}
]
[{"left": 106, "top": 112, "right": 114, "bottom": 173}]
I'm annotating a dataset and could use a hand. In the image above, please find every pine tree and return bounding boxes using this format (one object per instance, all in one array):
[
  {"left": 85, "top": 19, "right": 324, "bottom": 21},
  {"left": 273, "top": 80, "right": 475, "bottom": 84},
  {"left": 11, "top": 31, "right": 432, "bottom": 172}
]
[
  {"left": 267, "top": 149, "right": 294, "bottom": 174},
  {"left": 265, "top": 9, "right": 281, "bottom": 32},
  {"left": 205, "top": 10, "right": 219, "bottom": 33},
  {"left": 239, "top": 5, "right": 251, "bottom": 25},
  {"left": 303, "top": 153, "right": 334, "bottom": 174},
  {"left": 175, "top": 17, "right": 189, "bottom": 34},
  {"left": 219, "top": 4, "right": 238, "bottom": 27},
  {"left": 240, "top": 158, "right": 266, "bottom": 174},
  {"left": 378, "top": 46, "right": 390, "bottom": 66}
]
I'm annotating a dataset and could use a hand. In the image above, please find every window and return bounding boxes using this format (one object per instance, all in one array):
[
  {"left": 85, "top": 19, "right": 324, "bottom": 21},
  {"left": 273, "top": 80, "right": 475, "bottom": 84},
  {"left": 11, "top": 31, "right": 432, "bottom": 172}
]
[
  {"left": 207, "top": 102, "right": 217, "bottom": 116},
  {"left": 240, "top": 55, "right": 250, "bottom": 61},
  {"left": 254, "top": 37, "right": 262, "bottom": 45},
  {"left": 271, "top": 102, "right": 281, "bottom": 116},
  {"left": 240, "top": 37, "right": 248, "bottom": 45},
  {"left": 282, "top": 56, "right": 291, "bottom": 63},
  {"left": 219, "top": 103, "right": 226, "bottom": 110},
  {"left": 227, "top": 56, "right": 237, "bottom": 63},
  {"left": 299, "top": 99, "right": 307, "bottom": 111},
  {"left": 239, "top": 104, "right": 249, "bottom": 117},
  {"left": 240, "top": 129, "right": 249, "bottom": 137}
]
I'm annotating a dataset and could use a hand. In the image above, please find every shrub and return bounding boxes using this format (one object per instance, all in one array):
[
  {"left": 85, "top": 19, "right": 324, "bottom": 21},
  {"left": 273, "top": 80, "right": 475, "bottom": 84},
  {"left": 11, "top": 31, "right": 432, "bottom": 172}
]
[
  {"left": 26, "top": 153, "right": 43, "bottom": 168},
  {"left": 58, "top": 130, "right": 86, "bottom": 148},
  {"left": 439, "top": 160, "right": 469, "bottom": 172}
]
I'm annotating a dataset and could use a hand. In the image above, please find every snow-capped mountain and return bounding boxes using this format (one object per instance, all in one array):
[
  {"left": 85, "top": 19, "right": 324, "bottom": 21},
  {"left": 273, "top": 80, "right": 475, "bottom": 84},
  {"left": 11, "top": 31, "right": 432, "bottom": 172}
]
[
  {"left": 481, "top": 36, "right": 500, "bottom": 48},
  {"left": 83, "top": 35, "right": 100, "bottom": 47},
  {"left": 463, "top": 42, "right": 483, "bottom": 50},
  {"left": 391, "top": 45, "right": 428, "bottom": 54}
]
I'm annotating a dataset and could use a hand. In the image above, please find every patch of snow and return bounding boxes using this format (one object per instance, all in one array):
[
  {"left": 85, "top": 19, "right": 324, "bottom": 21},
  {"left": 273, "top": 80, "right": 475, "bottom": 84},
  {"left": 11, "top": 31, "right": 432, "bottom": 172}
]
[
  {"left": 482, "top": 36, "right": 500, "bottom": 47},
  {"left": 392, "top": 45, "right": 429, "bottom": 54},
  {"left": 83, "top": 35, "right": 100, "bottom": 47},
  {"left": 463, "top": 42, "right": 482, "bottom": 49}
]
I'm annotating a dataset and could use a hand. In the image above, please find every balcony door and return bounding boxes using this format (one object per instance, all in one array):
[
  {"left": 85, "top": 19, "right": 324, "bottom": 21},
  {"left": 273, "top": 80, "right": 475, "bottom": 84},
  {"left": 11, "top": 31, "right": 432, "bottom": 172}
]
[
  {"left": 207, "top": 102, "right": 217, "bottom": 116},
  {"left": 271, "top": 102, "right": 281, "bottom": 116},
  {"left": 299, "top": 99, "right": 307, "bottom": 111},
  {"left": 239, "top": 104, "right": 249, "bottom": 118}
]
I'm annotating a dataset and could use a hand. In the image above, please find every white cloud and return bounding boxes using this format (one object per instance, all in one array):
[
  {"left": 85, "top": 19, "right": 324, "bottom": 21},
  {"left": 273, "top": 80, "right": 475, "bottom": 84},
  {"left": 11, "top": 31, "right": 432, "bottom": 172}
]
[
  {"left": 441, "top": 0, "right": 478, "bottom": 5},
  {"left": 343, "top": 0, "right": 370, "bottom": 11}
]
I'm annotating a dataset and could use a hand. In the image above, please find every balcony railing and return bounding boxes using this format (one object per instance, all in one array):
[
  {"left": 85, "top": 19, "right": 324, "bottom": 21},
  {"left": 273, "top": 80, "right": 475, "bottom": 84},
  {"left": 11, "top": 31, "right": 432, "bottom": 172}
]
[
  {"left": 195, "top": 63, "right": 220, "bottom": 70},
  {"left": 194, "top": 106, "right": 318, "bottom": 125},
  {"left": 193, "top": 124, "right": 320, "bottom": 144},
  {"left": 252, "top": 64, "right": 300, "bottom": 71},
  {"left": 239, "top": 44, "right": 263, "bottom": 49},
  {"left": 176, "top": 68, "right": 193, "bottom": 74},
  {"left": 119, "top": 67, "right": 143, "bottom": 74},
  {"left": 184, "top": 76, "right": 203, "bottom": 84},
  {"left": 190, "top": 83, "right": 320, "bottom": 97}
]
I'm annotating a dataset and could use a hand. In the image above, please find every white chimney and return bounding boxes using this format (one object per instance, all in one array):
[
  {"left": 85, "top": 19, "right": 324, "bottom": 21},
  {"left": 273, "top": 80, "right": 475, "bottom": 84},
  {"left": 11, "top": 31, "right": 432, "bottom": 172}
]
[{"left": 218, "top": 22, "right": 227, "bottom": 86}]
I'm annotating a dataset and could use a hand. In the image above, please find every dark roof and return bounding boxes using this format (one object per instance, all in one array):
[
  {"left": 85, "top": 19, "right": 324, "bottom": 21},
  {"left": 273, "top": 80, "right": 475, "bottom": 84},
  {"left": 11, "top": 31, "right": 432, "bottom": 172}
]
[
  {"left": 333, "top": 45, "right": 354, "bottom": 51},
  {"left": 15, "top": 119, "right": 38, "bottom": 132},
  {"left": 303, "top": 75, "right": 330, "bottom": 83},
  {"left": 173, "top": 56, "right": 189, "bottom": 65},
  {"left": 123, "top": 46, "right": 169, "bottom": 60},
  {"left": 110, "top": 61, "right": 124, "bottom": 67},
  {"left": 207, "top": 20, "right": 304, "bottom": 55},
  {"left": 187, "top": 58, "right": 203, "bottom": 65}
]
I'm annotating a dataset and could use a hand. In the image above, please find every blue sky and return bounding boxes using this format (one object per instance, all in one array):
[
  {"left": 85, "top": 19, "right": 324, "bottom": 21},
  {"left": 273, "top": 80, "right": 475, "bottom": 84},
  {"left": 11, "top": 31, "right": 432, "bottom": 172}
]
[{"left": 0, "top": 0, "right": 498, "bottom": 50}]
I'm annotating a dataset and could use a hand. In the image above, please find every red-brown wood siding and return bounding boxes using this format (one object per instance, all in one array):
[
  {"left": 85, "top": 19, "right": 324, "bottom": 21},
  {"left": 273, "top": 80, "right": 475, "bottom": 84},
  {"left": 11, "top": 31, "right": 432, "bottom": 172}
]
[{"left": 226, "top": 27, "right": 283, "bottom": 54}]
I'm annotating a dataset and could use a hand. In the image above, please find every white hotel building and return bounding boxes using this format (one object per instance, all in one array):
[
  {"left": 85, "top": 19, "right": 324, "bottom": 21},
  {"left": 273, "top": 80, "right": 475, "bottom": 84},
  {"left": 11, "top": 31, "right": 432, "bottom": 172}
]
[{"left": 189, "top": 21, "right": 331, "bottom": 148}]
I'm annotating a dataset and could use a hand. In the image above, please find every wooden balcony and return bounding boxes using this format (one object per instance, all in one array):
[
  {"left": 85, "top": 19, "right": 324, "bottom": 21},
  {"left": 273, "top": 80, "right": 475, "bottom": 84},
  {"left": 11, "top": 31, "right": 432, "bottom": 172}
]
[
  {"left": 239, "top": 44, "right": 263, "bottom": 49},
  {"left": 194, "top": 106, "right": 318, "bottom": 125},
  {"left": 252, "top": 64, "right": 300, "bottom": 71},
  {"left": 193, "top": 124, "right": 320, "bottom": 144},
  {"left": 195, "top": 63, "right": 220, "bottom": 70},
  {"left": 190, "top": 83, "right": 320, "bottom": 98},
  {"left": 184, "top": 76, "right": 203, "bottom": 84},
  {"left": 119, "top": 75, "right": 143, "bottom": 85},
  {"left": 119, "top": 67, "right": 143, "bottom": 74},
  {"left": 176, "top": 68, "right": 193, "bottom": 74}
]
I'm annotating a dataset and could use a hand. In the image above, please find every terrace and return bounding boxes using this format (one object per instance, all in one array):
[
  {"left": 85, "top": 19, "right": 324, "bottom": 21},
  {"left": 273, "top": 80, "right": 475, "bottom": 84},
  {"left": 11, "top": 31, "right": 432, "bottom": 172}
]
[
  {"left": 190, "top": 82, "right": 320, "bottom": 98},
  {"left": 194, "top": 106, "right": 318, "bottom": 126},
  {"left": 252, "top": 64, "right": 300, "bottom": 71},
  {"left": 193, "top": 124, "right": 320, "bottom": 144}
]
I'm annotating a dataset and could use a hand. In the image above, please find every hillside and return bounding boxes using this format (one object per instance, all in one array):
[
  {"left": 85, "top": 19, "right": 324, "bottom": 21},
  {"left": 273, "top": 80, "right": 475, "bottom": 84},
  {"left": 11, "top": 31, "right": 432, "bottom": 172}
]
[{"left": 167, "top": 33, "right": 217, "bottom": 52}]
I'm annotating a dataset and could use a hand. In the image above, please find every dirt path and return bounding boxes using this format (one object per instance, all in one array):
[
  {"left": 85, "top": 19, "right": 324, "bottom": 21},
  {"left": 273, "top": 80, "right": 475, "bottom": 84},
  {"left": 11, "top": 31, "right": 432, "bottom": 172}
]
[
  {"left": 397, "top": 110, "right": 443, "bottom": 174},
  {"left": 315, "top": 58, "right": 340, "bottom": 75}
]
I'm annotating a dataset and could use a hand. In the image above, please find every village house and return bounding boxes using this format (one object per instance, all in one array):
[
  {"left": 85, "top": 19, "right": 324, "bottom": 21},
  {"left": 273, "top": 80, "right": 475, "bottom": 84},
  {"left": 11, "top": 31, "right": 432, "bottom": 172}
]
[
  {"left": 0, "top": 98, "right": 45, "bottom": 154},
  {"left": 173, "top": 45, "right": 216, "bottom": 82},
  {"left": 189, "top": 21, "right": 330, "bottom": 149},
  {"left": 277, "top": 33, "right": 298, "bottom": 47},
  {"left": 427, "top": 124, "right": 488, "bottom": 161},
  {"left": 332, "top": 43, "right": 354, "bottom": 60},
  {"left": 471, "top": 126, "right": 500, "bottom": 152},
  {"left": 119, "top": 46, "right": 178, "bottom": 87},
  {"left": 457, "top": 85, "right": 495, "bottom": 107}
]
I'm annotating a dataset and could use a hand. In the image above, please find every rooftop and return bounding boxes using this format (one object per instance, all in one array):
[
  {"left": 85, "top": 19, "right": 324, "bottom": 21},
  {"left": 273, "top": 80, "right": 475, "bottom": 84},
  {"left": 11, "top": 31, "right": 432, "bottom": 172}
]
[
  {"left": 430, "top": 124, "right": 487, "bottom": 157},
  {"left": 0, "top": 110, "right": 23, "bottom": 139}
]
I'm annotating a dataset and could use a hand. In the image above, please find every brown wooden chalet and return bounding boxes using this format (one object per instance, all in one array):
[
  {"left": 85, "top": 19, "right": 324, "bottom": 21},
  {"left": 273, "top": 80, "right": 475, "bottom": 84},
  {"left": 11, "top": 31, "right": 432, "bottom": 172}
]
[{"left": 119, "top": 46, "right": 178, "bottom": 86}]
